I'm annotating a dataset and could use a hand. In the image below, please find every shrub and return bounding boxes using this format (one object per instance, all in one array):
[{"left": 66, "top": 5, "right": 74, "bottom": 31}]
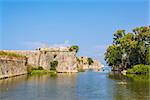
[
  {"left": 126, "top": 74, "right": 150, "bottom": 81},
  {"left": 30, "top": 70, "right": 48, "bottom": 75},
  {"left": 37, "top": 66, "right": 44, "bottom": 70},
  {"left": 31, "top": 66, "right": 44, "bottom": 70},
  {"left": 27, "top": 66, "right": 44, "bottom": 74},
  {"left": 76, "top": 57, "right": 80, "bottom": 63},
  {"left": 50, "top": 61, "right": 58, "bottom": 70},
  {"left": 69, "top": 45, "right": 79, "bottom": 53},
  {"left": 87, "top": 58, "right": 94, "bottom": 65},
  {"left": 127, "top": 64, "right": 150, "bottom": 74}
]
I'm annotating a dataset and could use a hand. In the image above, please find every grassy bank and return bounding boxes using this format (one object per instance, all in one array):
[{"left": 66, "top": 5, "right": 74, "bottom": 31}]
[
  {"left": 126, "top": 74, "right": 150, "bottom": 81},
  {"left": 30, "top": 70, "right": 56, "bottom": 74},
  {"left": 126, "top": 64, "right": 150, "bottom": 74},
  {"left": 27, "top": 66, "right": 57, "bottom": 75}
]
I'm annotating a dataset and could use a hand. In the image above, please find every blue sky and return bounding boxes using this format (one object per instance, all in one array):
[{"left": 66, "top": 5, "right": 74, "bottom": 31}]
[{"left": 0, "top": 0, "right": 149, "bottom": 64}]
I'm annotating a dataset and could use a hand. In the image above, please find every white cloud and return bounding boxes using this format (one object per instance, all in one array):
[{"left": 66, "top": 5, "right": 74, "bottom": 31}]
[
  {"left": 49, "top": 40, "right": 70, "bottom": 48},
  {"left": 23, "top": 40, "right": 70, "bottom": 49},
  {"left": 23, "top": 41, "right": 49, "bottom": 49}
]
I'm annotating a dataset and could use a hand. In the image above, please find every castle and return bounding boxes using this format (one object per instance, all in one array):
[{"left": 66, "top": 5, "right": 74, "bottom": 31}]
[{"left": 0, "top": 47, "right": 102, "bottom": 79}]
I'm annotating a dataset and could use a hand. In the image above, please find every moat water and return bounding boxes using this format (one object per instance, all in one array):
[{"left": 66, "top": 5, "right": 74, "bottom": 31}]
[{"left": 0, "top": 70, "right": 149, "bottom": 100}]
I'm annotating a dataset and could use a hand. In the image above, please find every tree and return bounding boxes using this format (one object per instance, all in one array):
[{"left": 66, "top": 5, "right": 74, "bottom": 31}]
[
  {"left": 113, "top": 30, "right": 126, "bottom": 44},
  {"left": 146, "top": 46, "right": 150, "bottom": 65},
  {"left": 105, "top": 45, "right": 122, "bottom": 70},
  {"left": 105, "top": 26, "right": 150, "bottom": 71}
]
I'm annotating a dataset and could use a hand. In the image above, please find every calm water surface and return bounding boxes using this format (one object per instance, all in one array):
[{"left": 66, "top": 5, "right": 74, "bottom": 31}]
[{"left": 0, "top": 71, "right": 149, "bottom": 100}]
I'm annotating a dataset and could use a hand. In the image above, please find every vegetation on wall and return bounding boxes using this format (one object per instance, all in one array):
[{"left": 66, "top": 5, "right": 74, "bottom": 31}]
[
  {"left": 104, "top": 26, "right": 150, "bottom": 74},
  {"left": 69, "top": 45, "right": 79, "bottom": 53},
  {"left": 76, "top": 57, "right": 80, "bottom": 63},
  {"left": 50, "top": 61, "right": 58, "bottom": 70},
  {"left": 0, "top": 51, "right": 27, "bottom": 59},
  {"left": 87, "top": 57, "right": 94, "bottom": 65},
  {"left": 27, "top": 65, "right": 57, "bottom": 75},
  {"left": 32, "top": 66, "right": 44, "bottom": 70},
  {"left": 53, "top": 54, "right": 57, "bottom": 58},
  {"left": 27, "top": 65, "right": 45, "bottom": 74}
]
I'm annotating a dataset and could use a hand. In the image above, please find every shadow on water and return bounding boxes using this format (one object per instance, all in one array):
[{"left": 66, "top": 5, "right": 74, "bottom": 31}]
[{"left": 108, "top": 71, "right": 150, "bottom": 100}]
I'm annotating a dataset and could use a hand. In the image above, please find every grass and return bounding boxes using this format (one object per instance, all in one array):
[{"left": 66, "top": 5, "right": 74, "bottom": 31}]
[
  {"left": 30, "top": 69, "right": 56, "bottom": 74},
  {"left": 0, "top": 51, "right": 26, "bottom": 59},
  {"left": 27, "top": 65, "right": 57, "bottom": 75},
  {"left": 27, "top": 65, "right": 57, "bottom": 76},
  {"left": 30, "top": 70, "right": 49, "bottom": 74},
  {"left": 30, "top": 70, "right": 57, "bottom": 77}
]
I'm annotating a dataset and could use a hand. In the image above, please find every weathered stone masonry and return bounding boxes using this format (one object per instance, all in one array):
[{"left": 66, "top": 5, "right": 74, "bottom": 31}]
[
  {"left": 0, "top": 47, "right": 78, "bottom": 73},
  {"left": 0, "top": 47, "right": 102, "bottom": 79},
  {"left": 0, "top": 56, "right": 27, "bottom": 79}
]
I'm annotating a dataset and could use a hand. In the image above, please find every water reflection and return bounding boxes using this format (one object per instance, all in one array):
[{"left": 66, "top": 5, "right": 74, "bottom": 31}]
[
  {"left": 108, "top": 72, "right": 150, "bottom": 100},
  {"left": 0, "top": 75, "right": 28, "bottom": 92},
  {"left": 0, "top": 73, "right": 77, "bottom": 100},
  {"left": 0, "top": 72, "right": 149, "bottom": 100}
]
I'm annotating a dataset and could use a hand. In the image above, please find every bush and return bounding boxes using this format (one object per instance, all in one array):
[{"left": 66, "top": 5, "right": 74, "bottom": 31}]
[
  {"left": 87, "top": 58, "right": 94, "bottom": 65},
  {"left": 30, "top": 70, "right": 48, "bottom": 75},
  {"left": 27, "top": 66, "right": 44, "bottom": 74},
  {"left": 76, "top": 57, "right": 80, "bottom": 63},
  {"left": 37, "top": 66, "right": 44, "bottom": 70},
  {"left": 31, "top": 66, "right": 44, "bottom": 70},
  {"left": 127, "top": 64, "right": 150, "bottom": 74},
  {"left": 126, "top": 74, "right": 149, "bottom": 81},
  {"left": 69, "top": 45, "right": 79, "bottom": 53},
  {"left": 50, "top": 61, "right": 58, "bottom": 70}
]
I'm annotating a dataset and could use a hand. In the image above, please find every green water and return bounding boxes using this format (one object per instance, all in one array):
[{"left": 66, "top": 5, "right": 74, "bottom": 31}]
[{"left": 0, "top": 71, "right": 149, "bottom": 100}]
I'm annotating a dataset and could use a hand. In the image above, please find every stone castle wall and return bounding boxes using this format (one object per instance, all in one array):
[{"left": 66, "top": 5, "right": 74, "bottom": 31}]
[
  {"left": 0, "top": 47, "right": 102, "bottom": 79},
  {"left": 0, "top": 56, "right": 27, "bottom": 79},
  {"left": 77, "top": 56, "right": 102, "bottom": 71},
  {"left": 0, "top": 47, "right": 78, "bottom": 73},
  {"left": 37, "top": 50, "right": 77, "bottom": 72}
]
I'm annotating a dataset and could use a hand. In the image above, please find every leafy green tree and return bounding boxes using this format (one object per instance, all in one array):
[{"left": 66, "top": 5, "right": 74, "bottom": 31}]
[
  {"left": 105, "top": 26, "right": 150, "bottom": 71},
  {"left": 146, "top": 46, "right": 150, "bottom": 65},
  {"left": 113, "top": 30, "right": 126, "bottom": 44},
  {"left": 105, "top": 45, "right": 122, "bottom": 70}
]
